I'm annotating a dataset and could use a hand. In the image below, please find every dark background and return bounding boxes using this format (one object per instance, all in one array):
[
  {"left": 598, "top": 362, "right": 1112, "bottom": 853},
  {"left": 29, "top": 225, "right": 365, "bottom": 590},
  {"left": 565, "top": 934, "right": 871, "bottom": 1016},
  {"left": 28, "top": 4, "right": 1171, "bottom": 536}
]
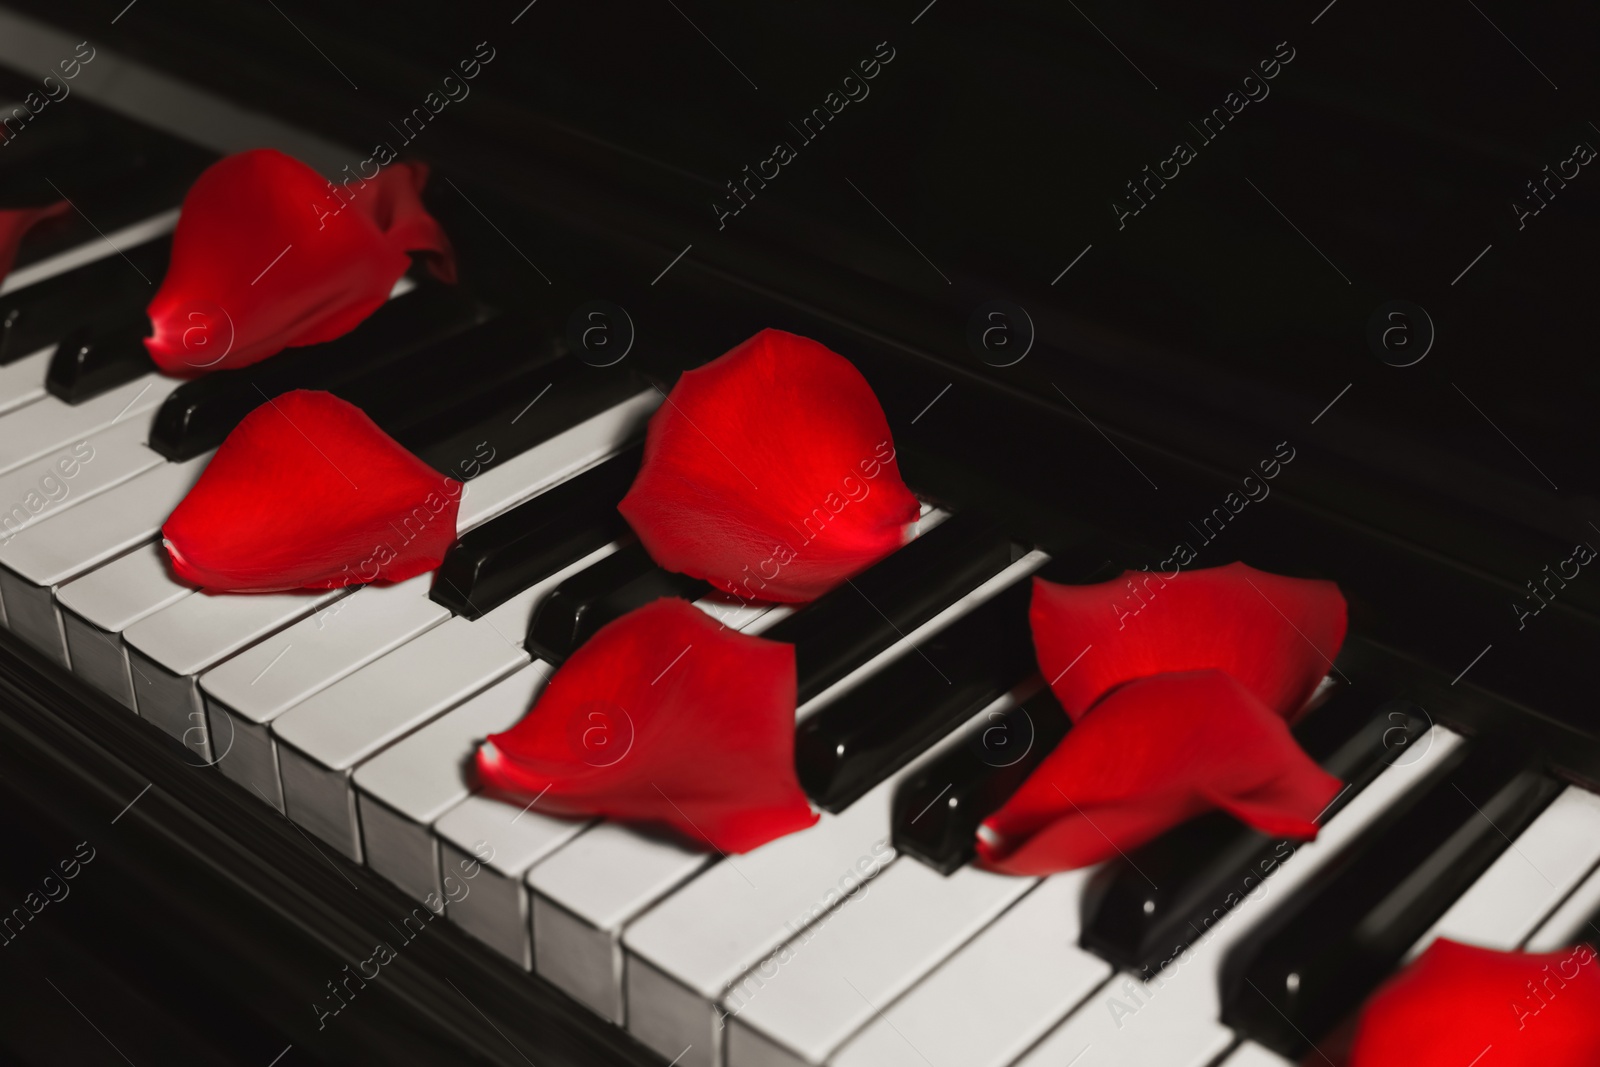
[{"left": 14, "top": 0, "right": 1597, "bottom": 568}]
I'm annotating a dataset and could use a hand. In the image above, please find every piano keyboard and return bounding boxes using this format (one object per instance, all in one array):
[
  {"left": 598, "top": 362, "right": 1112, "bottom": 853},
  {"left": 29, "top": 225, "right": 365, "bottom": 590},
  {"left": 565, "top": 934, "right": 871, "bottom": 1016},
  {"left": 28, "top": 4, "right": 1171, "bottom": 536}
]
[{"left": 6, "top": 70, "right": 1600, "bottom": 1067}]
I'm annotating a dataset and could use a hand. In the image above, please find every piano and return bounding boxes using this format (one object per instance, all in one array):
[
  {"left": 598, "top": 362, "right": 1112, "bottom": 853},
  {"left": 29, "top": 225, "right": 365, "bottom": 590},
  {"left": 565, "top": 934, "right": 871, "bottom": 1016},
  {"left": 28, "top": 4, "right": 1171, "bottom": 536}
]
[{"left": 0, "top": 1, "right": 1595, "bottom": 1064}]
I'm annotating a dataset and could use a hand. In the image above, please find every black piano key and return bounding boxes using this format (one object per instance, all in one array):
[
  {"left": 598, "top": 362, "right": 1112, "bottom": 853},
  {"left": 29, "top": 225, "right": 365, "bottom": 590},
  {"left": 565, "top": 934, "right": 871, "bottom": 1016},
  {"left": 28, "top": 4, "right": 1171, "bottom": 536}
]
[
  {"left": 0, "top": 237, "right": 169, "bottom": 365},
  {"left": 1218, "top": 737, "right": 1563, "bottom": 1058},
  {"left": 884, "top": 552, "right": 1126, "bottom": 873},
  {"left": 403, "top": 348, "right": 649, "bottom": 481},
  {"left": 892, "top": 678, "right": 1073, "bottom": 875},
  {"left": 525, "top": 542, "right": 710, "bottom": 662},
  {"left": 46, "top": 313, "right": 157, "bottom": 402},
  {"left": 761, "top": 510, "right": 1022, "bottom": 706},
  {"left": 1079, "top": 696, "right": 1432, "bottom": 978},
  {"left": 149, "top": 284, "right": 488, "bottom": 460},
  {"left": 1552, "top": 887, "right": 1600, "bottom": 948},
  {"left": 796, "top": 573, "right": 1040, "bottom": 813},
  {"left": 430, "top": 445, "right": 642, "bottom": 619},
  {"left": 331, "top": 313, "right": 550, "bottom": 443}
]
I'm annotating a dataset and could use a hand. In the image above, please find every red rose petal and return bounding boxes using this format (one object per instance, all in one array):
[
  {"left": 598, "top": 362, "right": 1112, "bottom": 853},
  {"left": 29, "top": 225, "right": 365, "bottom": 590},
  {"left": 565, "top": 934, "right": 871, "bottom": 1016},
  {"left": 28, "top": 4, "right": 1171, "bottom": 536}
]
[
  {"left": 975, "top": 670, "right": 1341, "bottom": 876},
  {"left": 0, "top": 201, "right": 70, "bottom": 282},
  {"left": 144, "top": 149, "right": 455, "bottom": 375},
  {"left": 1349, "top": 939, "right": 1600, "bottom": 1067},
  {"left": 617, "top": 329, "right": 921, "bottom": 603},
  {"left": 1032, "top": 562, "right": 1347, "bottom": 721},
  {"left": 476, "top": 597, "right": 818, "bottom": 853},
  {"left": 162, "top": 389, "right": 460, "bottom": 591}
]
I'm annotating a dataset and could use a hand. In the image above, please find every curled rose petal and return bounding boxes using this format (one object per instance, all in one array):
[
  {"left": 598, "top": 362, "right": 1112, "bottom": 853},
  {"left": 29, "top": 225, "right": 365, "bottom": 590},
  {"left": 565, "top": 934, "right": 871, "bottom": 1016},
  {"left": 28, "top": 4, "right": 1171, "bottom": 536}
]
[
  {"left": 1032, "top": 562, "right": 1347, "bottom": 721},
  {"left": 144, "top": 149, "right": 455, "bottom": 375},
  {"left": 617, "top": 328, "right": 920, "bottom": 603},
  {"left": 476, "top": 597, "right": 818, "bottom": 853},
  {"left": 1349, "top": 939, "right": 1600, "bottom": 1067},
  {"left": 0, "top": 201, "right": 70, "bottom": 282},
  {"left": 162, "top": 389, "right": 460, "bottom": 591},
  {"left": 975, "top": 670, "right": 1341, "bottom": 876}
]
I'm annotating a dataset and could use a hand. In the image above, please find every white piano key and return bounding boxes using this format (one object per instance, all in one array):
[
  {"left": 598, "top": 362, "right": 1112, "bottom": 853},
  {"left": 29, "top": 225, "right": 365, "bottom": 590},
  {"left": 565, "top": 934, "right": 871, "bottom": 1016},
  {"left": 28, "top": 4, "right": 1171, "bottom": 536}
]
[
  {"left": 724, "top": 857, "right": 1032, "bottom": 1067},
  {"left": 0, "top": 421, "right": 166, "bottom": 661},
  {"left": 437, "top": 795, "right": 592, "bottom": 970},
  {"left": 353, "top": 541, "right": 619, "bottom": 898},
  {"left": 56, "top": 542, "right": 197, "bottom": 709},
  {"left": 1409, "top": 783, "right": 1600, "bottom": 957},
  {"left": 623, "top": 685, "right": 1032, "bottom": 1067},
  {"left": 529, "top": 822, "right": 712, "bottom": 1024},
  {"left": 0, "top": 346, "right": 51, "bottom": 416},
  {"left": 829, "top": 870, "right": 1111, "bottom": 1067},
  {"left": 201, "top": 572, "right": 449, "bottom": 812},
  {"left": 1219, "top": 1043, "right": 1296, "bottom": 1067},
  {"left": 0, "top": 450, "right": 208, "bottom": 611},
  {"left": 356, "top": 662, "right": 553, "bottom": 906},
  {"left": 272, "top": 580, "right": 541, "bottom": 862},
  {"left": 123, "top": 584, "right": 345, "bottom": 761},
  {"left": 0, "top": 373, "right": 177, "bottom": 477},
  {"left": 1525, "top": 862, "right": 1600, "bottom": 951},
  {"left": 1008, "top": 728, "right": 1465, "bottom": 1067},
  {"left": 0, "top": 417, "right": 161, "bottom": 542},
  {"left": 702, "top": 595, "right": 791, "bottom": 634},
  {"left": 0, "top": 208, "right": 179, "bottom": 295}
]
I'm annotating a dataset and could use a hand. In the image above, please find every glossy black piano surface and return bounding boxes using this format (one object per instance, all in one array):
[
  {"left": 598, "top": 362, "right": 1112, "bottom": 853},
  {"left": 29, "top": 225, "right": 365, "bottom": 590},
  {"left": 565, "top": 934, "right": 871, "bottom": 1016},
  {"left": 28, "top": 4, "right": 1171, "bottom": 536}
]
[{"left": 0, "top": 1, "right": 1596, "bottom": 1065}]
